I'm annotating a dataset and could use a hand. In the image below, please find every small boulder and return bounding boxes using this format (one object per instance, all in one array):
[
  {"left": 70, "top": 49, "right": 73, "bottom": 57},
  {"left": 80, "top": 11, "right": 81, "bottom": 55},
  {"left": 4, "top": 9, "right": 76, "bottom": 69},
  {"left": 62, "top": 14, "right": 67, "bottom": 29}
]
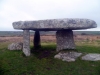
[
  {"left": 62, "top": 57, "right": 75, "bottom": 62},
  {"left": 8, "top": 42, "right": 23, "bottom": 50},
  {"left": 82, "top": 53, "right": 100, "bottom": 61},
  {"left": 54, "top": 52, "right": 82, "bottom": 62}
]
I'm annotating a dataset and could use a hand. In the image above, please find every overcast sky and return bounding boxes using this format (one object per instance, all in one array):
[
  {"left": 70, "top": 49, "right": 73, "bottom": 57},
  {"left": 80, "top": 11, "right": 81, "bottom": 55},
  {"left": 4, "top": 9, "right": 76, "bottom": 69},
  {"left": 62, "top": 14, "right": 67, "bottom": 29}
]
[{"left": 0, "top": 0, "right": 100, "bottom": 31}]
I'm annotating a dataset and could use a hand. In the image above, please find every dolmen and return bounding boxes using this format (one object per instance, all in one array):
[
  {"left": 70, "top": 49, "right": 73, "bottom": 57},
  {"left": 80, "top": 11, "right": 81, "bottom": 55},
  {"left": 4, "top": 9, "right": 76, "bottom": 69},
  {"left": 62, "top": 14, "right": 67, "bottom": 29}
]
[{"left": 12, "top": 18, "right": 97, "bottom": 56}]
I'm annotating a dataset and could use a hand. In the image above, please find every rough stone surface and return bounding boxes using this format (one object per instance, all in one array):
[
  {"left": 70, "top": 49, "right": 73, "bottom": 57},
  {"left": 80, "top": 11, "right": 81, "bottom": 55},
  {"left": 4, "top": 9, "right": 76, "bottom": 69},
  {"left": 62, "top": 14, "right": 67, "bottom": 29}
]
[
  {"left": 23, "top": 30, "right": 30, "bottom": 56},
  {"left": 54, "top": 52, "right": 82, "bottom": 62},
  {"left": 56, "top": 30, "right": 75, "bottom": 51},
  {"left": 8, "top": 42, "right": 23, "bottom": 50},
  {"left": 82, "top": 53, "right": 100, "bottom": 61},
  {"left": 13, "top": 18, "right": 97, "bottom": 30}
]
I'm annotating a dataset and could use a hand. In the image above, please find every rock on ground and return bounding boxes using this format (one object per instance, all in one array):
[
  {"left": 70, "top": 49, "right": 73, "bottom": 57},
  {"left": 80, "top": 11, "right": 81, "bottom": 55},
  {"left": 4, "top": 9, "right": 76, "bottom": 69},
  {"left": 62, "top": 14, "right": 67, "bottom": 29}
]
[
  {"left": 54, "top": 52, "right": 82, "bottom": 62},
  {"left": 82, "top": 53, "right": 100, "bottom": 61},
  {"left": 8, "top": 42, "right": 23, "bottom": 50}
]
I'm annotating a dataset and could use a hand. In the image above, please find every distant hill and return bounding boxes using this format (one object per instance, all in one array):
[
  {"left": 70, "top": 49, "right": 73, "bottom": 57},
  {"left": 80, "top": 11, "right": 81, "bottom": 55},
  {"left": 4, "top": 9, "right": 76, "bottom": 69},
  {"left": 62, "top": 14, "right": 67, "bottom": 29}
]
[
  {"left": 74, "top": 31, "right": 100, "bottom": 35},
  {"left": 0, "top": 31, "right": 100, "bottom": 36}
]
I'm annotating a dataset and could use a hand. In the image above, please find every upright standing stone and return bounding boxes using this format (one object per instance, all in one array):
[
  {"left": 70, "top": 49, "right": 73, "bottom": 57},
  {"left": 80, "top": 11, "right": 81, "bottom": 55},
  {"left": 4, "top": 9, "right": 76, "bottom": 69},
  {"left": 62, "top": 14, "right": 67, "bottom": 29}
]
[
  {"left": 23, "top": 30, "right": 30, "bottom": 56},
  {"left": 34, "top": 31, "right": 41, "bottom": 49},
  {"left": 56, "top": 30, "right": 75, "bottom": 52}
]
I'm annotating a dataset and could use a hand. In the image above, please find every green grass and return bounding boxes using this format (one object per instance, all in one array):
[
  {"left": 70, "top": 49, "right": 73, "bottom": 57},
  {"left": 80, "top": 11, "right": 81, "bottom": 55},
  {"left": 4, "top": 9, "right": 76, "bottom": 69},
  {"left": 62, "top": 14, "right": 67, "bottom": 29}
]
[{"left": 0, "top": 42, "right": 100, "bottom": 75}]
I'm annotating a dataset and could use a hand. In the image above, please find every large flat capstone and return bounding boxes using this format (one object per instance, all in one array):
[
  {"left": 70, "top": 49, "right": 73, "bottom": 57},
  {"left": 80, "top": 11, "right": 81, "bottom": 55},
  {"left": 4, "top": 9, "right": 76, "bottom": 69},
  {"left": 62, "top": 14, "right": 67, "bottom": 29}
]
[{"left": 13, "top": 18, "right": 97, "bottom": 30}]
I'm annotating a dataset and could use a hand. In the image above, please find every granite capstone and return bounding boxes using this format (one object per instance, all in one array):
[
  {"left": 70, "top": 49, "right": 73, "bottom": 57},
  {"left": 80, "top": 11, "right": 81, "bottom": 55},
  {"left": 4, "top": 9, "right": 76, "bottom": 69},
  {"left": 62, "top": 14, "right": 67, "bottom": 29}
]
[{"left": 13, "top": 18, "right": 97, "bottom": 30}]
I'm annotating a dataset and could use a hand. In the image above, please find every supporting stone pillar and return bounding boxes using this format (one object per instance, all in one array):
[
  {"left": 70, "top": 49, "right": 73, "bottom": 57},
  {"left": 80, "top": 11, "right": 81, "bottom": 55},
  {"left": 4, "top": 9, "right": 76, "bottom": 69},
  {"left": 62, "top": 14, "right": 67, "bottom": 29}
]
[
  {"left": 56, "top": 30, "right": 75, "bottom": 52},
  {"left": 23, "top": 30, "right": 30, "bottom": 56},
  {"left": 34, "top": 31, "right": 41, "bottom": 49}
]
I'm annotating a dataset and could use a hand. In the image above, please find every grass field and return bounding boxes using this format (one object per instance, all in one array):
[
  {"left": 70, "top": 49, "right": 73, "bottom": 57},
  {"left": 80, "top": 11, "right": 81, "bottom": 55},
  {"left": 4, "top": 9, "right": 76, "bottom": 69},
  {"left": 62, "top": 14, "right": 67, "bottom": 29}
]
[{"left": 0, "top": 40, "right": 100, "bottom": 75}]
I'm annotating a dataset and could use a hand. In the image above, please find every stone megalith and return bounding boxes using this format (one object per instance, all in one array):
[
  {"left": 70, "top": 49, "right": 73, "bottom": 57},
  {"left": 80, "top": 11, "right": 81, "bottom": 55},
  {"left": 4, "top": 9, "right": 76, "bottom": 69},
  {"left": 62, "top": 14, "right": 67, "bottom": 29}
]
[
  {"left": 56, "top": 30, "right": 75, "bottom": 52},
  {"left": 34, "top": 31, "right": 41, "bottom": 49},
  {"left": 12, "top": 18, "right": 97, "bottom": 56},
  {"left": 23, "top": 30, "right": 30, "bottom": 56}
]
